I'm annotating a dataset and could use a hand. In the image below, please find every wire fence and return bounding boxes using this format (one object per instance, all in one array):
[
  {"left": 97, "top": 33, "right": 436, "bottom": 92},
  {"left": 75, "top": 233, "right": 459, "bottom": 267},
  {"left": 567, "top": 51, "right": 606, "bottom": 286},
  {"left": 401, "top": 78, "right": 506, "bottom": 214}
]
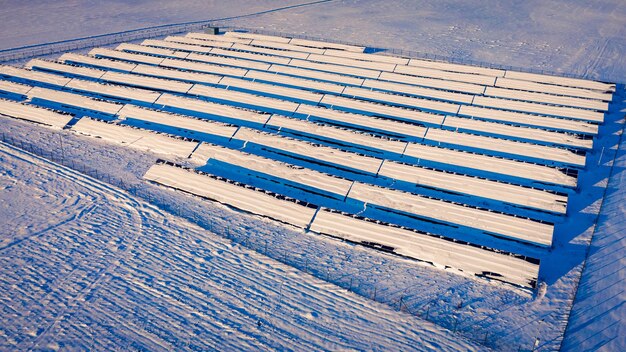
[{"left": 0, "top": 130, "right": 551, "bottom": 351}]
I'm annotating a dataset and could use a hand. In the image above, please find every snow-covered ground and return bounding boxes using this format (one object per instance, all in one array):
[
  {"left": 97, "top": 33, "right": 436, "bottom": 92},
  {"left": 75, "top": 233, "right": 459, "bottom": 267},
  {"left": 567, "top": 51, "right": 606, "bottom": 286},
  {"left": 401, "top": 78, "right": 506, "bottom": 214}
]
[{"left": 0, "top": 1, "right": 624, "bottom": 351}]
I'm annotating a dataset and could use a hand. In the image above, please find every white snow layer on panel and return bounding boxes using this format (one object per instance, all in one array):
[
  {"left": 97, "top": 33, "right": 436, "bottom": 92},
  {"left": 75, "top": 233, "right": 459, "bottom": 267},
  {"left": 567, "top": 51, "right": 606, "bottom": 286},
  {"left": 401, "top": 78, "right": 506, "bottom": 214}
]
[
  {"left": 27, "top": 86, "right": 123, "bottom": 115},
  {"left": 403, "top": 143, "right": 577, "bottom": 187},
  {"left": 26, "top": 59, "right": 107, "bottom": 79},
  {"left": 144, "top": 38, "right": 216, "bottom": 53},
  {"left": 219, "top": 76, "right": 323, "bottom": 103},
  {"left": 208, "top": 48, "right": 292, "bottom": 65},
  {"left": 323, "top": 49, "right": 410, "bottom": 65},
  {"left": 342, "top": 86, "right": 461, "bottom": 114},
  {"left": 244, "top": 69, "right": 345, "bottom": 94},
  {"left": 307, "top": 53, "right": 397, "bottom": 72},
  {"left": 494, "top": 77, "right": 613, "bottom": 101},
  {"left": 130, "top": 64, "right": 223, "bottom": 85},
  {"left": 348, "top": 182, "right": 554, "bottom": 246},
  {"left": 58, "top": 53, "right": 138, "bottom": 72},
  {"left": 230, "top": 43, "right": 311, "bottom": 60},
  {"left": 144, "top": 163, "right": 316, "bottom": 228},
  {"left": 117, "top": 105, "right": 238, "bottom": 139},
  {"left": 265, "top": 115, "right": 408, "bottom": 155},
  {"left": 233, "top": 127, "right": 383, "bottom": 174},
  {"left": 295, "top": 104, "right": 428, "bottom": 138},
  {"left": 250, "top": 39, "right": 325, "bottom": 55},
  {"left": 163, "top": 36, "right": 233, "bottom": 49},
  {"left": 154, "top": 94, "right": 270, "bottom": 126},
  {"left": 484, "top": 86, "right": 609, "bottom": 111},
  {"left": 187, "top": 85, "right": 299, "bottom": 113},
  {"left": 458, "top": 105, "right": 599, "bottom": 134},
  {"left": 288, "top": 59, "right": 381, "bottom": 79},
  {"left": 378, "top": 160, "right": 568, "bottom": 213},
  {"left": 320, "top": 95, "right": 445, "bottom": 125},
  {"left": 472, "top": 96, "right": 605, "bottom": 123},
  {"left": 503, "top": 70, "right": 615, "bottom": 92},
  {"left": 379, "top": 71, "right": 486, "bottom": 95},
  {"left": 0, "top": 79, "right": 32, "bottom": 95},
  {"left": 310, "top": 210, "right": 539, "bottom": 287},
  {"left": 99, "top": 71, "right": 193, "bottom": 93},
  {"left": 117, "top": 43, "right": 188, "bottom": 59},
  {"left": 225, "top": 31, "right": 292, "bottom": 44},
  {"left": 65, "top": 79, "right": 162, "bottom": 104},
  {"left": 89, "top": 48, "right": 165, "bottom": 65},
  {"left": 72, "top": 118, "right": 197, "bottom": 158},
  {"left": 0, "top": 99, "right": 73, "bottom": 129},
  {"left": 362, "top": 78, "right": 475, "bottom": 104},
  {"left": 185, "top": 32, "right": 253, "bottom": 45},
  {"left": 288, "top": 38, "right": 365, "bottom": 53},
  {"left": 407, "top": 58, "right": 506, "bottom": 77},
  {"left": 393, "top": 65, "right": 496, "bottom": 86},
  {"left": 0, "top": 65, "right": 71, "bottom": 86},
  {"left": 159, "top": 58, "right": 247, "bottom": 77},
  {"left": 269, "top": 64, "right": 364, "bottom": 86},
  {"left": 442, "top": 116, "right": 593, "bottom": 149},
  {"left": 194, "top": 143, "right": 353, "bottom": 196},
  {"left": 186, "top": 52, "right": 271, "bottom": 71}
]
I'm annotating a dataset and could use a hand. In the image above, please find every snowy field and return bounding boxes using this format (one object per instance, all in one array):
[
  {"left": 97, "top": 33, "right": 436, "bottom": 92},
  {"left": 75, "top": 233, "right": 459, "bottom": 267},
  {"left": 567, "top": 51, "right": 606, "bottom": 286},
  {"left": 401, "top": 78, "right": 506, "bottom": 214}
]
[{"left": 0, "top": 1, "right": 624, "bottom": 351}]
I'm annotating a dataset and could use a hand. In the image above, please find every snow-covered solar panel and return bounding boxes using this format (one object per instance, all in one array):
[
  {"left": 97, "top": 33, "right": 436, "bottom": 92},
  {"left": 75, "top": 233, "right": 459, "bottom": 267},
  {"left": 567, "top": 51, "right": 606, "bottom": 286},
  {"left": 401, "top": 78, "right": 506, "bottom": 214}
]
[
  {"left": 503, "top": 70, "right": 615, "bottom": 92},
  {"left": 288, "top": 38, "right": 365, "bottom": 53},
  {"left": 402, "top": 143, "right": 577, "bottom": 188},
  {"left": 307, "top": 53, "right": 397, "bottom": 72},
  {"left": 295, "top": 104, "right": 428, "bottom": 138},
  {"left": 225, "top": 31, "right": 292, "bottom": 44},
  {"left": 230, "top": 43, "right": 311, "bottom": 60},
  {"left": 90, "top": 48, "right": 165, "bottom": 65},
  {"left": 144, "top": 38, "right": 215, "bottom": 53},
  {"left": 0, "top": 79, "right": 33, "bottom": 96},
  {"left": 310, "top": 210, "right": 539, "bottom": 288},
  {"left": 117, "top": 105, "right": 238, "bottom": 140},
  {"left": 144, "top": 163, "right": 317, "bottom": 228},
  {"left": 208, "top": 47, "right": 292, "bottom": 65},
  {"left": 379, "top": 71, "right": 486, "bottom": 95},
  {"left": 59, "top": 53, "right": 138, "bottom": 72},
  {"left": 269, "top": 64, "right": 364, "bottom": 86},
  {"left": 320, "top": 95, "right": 445, "bottom": 125},
  {"left": 0, "top": 98, "right": 73, "bottom": 129},
  {"left": 0, "top": 65, "right": 72, "bottom": 87},
  {"left": 131, "top": 64, "right": 222, "bottom": 85},
  {"left": 233, "top": 127, "right": 384, "bottom": 175},
  {"left": 244, "top": 70, "right": 344, "bottom": 94},
  {"left": 394, "top": 65, "right": 496, "bottom": 86},
  {"left": 347, "top": 182, "right": 554, "bottom": 247},
  {"left": 472, "top": 96, "right": 605, "bottom": 123},
  {"left": 186, "top": 52, "right": 271, "bottom": 71},
  {"left": 219, "top": 76, "right": 323, "bottom": 103},
  {"left": 27, "top": 86, "right": 123, "bottom": 115},
  {"left": 186, "top": 32, "right": 253, "bottom": 45},
  {"left": 73, "top": 118, "right": 197, "bottom": 158},
  {"left": 249, "top": 39, "right": 325, "bottom": 55},
  {"left": 484, "top": 87, "right": 609, "bottom": 111},
  {"left": 288, "top": 58, "right": 381, "bottom": 79},
  {"left": 362, "top": 78, "right": 475, "bottom": 104},
  {"left": 187, "top": 85, "right": 300, "bottom": 114},
  {"left": 117, "top": 43, "right": 188, "bottom": 59},
  {"left": 494, "top": 77, "right": 613, "bottom": 101},
  {"left": 342, "top": 86, "right": 461, "bottom": 114},
  {"left": 26, "top": 59, "right": 107, "bottom": 79},
  {"left": 442, "top": 116, "right": 593, "bottom": 149},
  {"left": 458, "top": 105, "right": 599, "bottom": 134},
  {"left": 65, "top": 79, "right": 162, "bottom": 104},
  {"left": 423, "top": 128, "right": 585, "bottom": 167},
  {"left": 193, "top": 143, "right": 354, "bottom": 197},
  {"left": 99, "top": 71, "right": 193, "bottom": 93},
  {"left": 407, "top": 58, "right": 506, "bottom": 77},
  {"left": 378, "top": 160, "right": 568, "bottom": 214},
  {"left": 159, "top": 57, "right": 247, "bottom": 77},
  {"left": 265, "top": 115, "right": 409, "bottom": 155},
  {"left": 154, "top": 94, "right": 271, "bottom": 126},
  {"left": 163, "top": 36, "right": 233, "bottom": 49},
  {"left": 323, "top": 49, "right": 410, "bottom": 65}
]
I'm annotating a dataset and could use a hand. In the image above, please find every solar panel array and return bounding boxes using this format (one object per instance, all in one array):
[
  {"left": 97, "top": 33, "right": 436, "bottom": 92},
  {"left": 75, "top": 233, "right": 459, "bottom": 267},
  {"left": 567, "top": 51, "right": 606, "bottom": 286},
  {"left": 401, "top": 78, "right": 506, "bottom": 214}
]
[{"left": 0, "top": 30, "right": 616, "bottom": 289}]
